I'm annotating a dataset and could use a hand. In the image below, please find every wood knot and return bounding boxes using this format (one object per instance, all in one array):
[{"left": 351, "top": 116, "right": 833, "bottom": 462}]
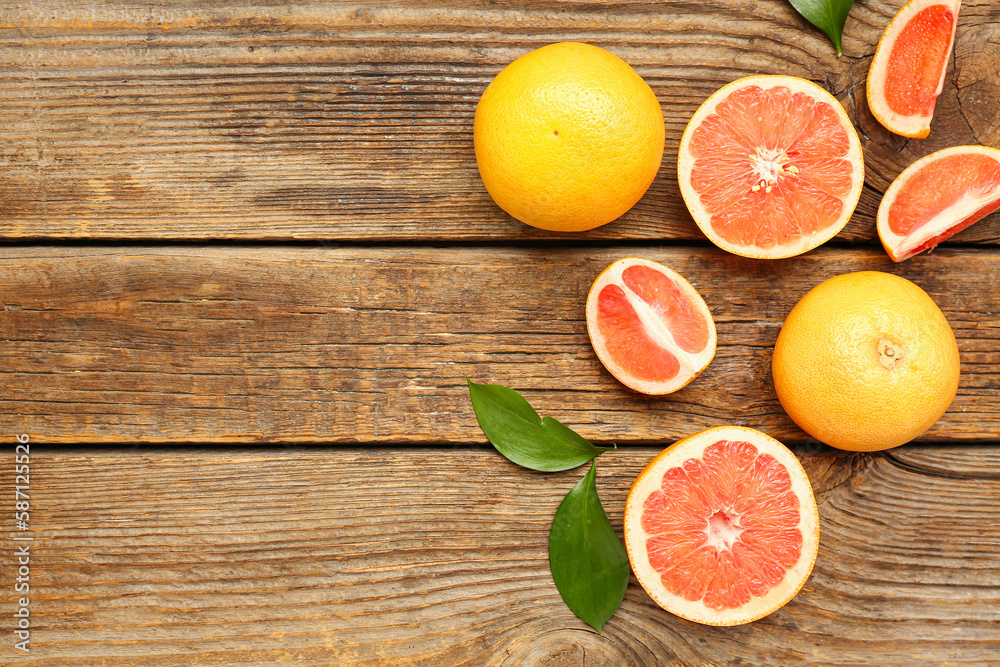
[{"left": 499, "top": 628, "right": 629, "bottom": 666}]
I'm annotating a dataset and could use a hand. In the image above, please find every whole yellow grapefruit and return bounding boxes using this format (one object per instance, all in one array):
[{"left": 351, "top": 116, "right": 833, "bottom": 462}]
[
  {"left": 473, "top": 42, "right": 665, "bottom": 232},
  {"left": 772, "top": 271, "right": 960, "bottom": 452}
]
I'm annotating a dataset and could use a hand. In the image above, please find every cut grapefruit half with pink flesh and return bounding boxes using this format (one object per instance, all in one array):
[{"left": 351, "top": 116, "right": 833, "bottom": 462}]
[
  {"left": 678, "top": 75, "right": 864, "bottom": 259},
  {"left": 624, "top": 426, "right": 820, "bottom": 626},
  {"left": 878, "top": 145, "right": 1000, "bottom": 261},
  {"left": 867, "top": 0, "right": 960, "bottom": 138},
  {"left": 586, "top": 257, "right": 716, "bottom": 395}
]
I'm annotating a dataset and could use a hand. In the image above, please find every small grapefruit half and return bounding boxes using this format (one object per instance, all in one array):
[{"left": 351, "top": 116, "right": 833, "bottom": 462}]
[
  {"left": 878, "top": 145, "right": 1000, "bottom": 261},
  {"left": 867, "top": 0, "right": 960, "bottom": 138},
  {"left": 624, "top": 426, "right": 820, "bottom": 626},
  {"left": 586, "top": 257, "right": 716, "bottom": 395},
  {"left": 678, "top": 76, "right": 864, "bottom": 259}
]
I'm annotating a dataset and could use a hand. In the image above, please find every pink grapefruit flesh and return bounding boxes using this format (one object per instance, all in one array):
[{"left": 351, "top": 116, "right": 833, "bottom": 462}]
[
  {"left": 678, "top": 76, "right": 864, "bottom": 259},
  {"left": 586, "top": 258, "right": 716, "bottom": 395},
  {"left": 878, "top": 145, "right": 1000, "bottom": 261}
]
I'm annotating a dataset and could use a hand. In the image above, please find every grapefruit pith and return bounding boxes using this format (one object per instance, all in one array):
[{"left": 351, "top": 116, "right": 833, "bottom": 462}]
[
  {"left": 677, "top": 75, "right": 864, "bottom": 259},
  {"left": 773, "top": 271, "right": 960, "bottom": 452},
  {"left": 585, "top": 258, "right": 716, "bottom": 395},
  {"left": 878, "top": 145, "right": 1000, "bottom": 262},
  {"left": 867, "top": 0, "right": 961, "bottom": 138},
  {"left": 624, "top": 425, "right": 820, "bottom": 626}
]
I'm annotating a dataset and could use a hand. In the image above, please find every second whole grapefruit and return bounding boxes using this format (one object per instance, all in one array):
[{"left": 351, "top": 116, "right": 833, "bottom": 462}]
[{"left": 772, "top": 271, "right": 960, "bottom": 452}]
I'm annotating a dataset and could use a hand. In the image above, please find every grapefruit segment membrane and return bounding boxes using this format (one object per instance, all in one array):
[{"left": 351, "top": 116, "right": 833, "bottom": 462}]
[
  {"left": 678, "top": 76, "right": 864, "bottom": 259},
  {"left": 878, "top": 145, "right": 1000, "bottom": 261},
  {"left": 624, "top": 426, "right": 820, "bottom": 626},
  {"left": 867, "top": 0, "right": 961, "bottom": 138},
  {"left": 586, "top": 258, "right": 716, "bottom": 395}
]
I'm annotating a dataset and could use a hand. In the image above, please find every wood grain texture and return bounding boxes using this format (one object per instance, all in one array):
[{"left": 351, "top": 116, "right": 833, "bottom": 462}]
[
  {"left": 0, "top": 0, "right": 997, "bottom": 242},
  {"left": 2, "top": 245, "right": 998, "bottom": 444},
  {"left": 2, "top": 3, "right": 998, "bottom": 666},
  {"left": 0, "top": 445, "right": 997, "bottom": 666}
]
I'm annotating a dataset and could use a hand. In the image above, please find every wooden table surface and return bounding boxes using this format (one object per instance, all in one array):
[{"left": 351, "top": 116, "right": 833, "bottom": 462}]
[{"left": 2, "top": 1, "right": 999, "bottom": 665}]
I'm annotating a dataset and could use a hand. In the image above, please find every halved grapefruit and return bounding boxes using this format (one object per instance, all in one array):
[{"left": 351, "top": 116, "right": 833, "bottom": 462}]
[
  {"left": 678, "top": 75, "right": 864, "bottom": 259},
  {"left": 585, "top": 258, "right": 716, "bottom": 395},
  {"left": 624, "top": 426, "right": 820, "bottom": 626},
  {"left": 878, "top": 145, "right": 1000, "bottom": 261},
  {"left": 867, "top": 0, "right": 960, "bottom": 138}
]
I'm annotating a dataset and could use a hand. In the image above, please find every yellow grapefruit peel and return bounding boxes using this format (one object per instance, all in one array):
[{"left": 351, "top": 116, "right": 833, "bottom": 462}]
[
  {"left": 773, "top": 271, "right": 960, "bottom": 452},
  {"left": 474, "top": 42, "right": 665, "bottom": 232}
]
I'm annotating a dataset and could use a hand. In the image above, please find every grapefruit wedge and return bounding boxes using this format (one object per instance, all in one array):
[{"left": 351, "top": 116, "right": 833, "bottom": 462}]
[
  {"left": 624, "top": 426, "right": 820, "bottom": 626},
  {"left": 586, "top": 258, "right": 716, "bottom": 395},
  {"left": 878, "top": 145, "right": 1000, "bottom": 261},
  {"left": 867, "top": 0, "right": 960, "bottom": 138},
  {"left": 678, "top": 76, "right": 864, "bottom": 259}
]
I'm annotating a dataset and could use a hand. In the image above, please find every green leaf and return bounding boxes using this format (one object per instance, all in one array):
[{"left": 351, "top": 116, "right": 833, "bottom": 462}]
[
  {"left": 787, "top": 0, "right": 856, "bottom": 56},
  {"left": 549, "top": 461, "right": 630, "bottom": 634},
  {"left": 467, "top": 378, "right": 614, "bottom": 472}
]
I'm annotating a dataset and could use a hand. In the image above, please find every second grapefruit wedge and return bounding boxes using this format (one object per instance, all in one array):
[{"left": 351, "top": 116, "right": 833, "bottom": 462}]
[
  {"left": 586, "top": 258, "right": 716, "bottom": 395},
  {"left": 867, "top": 0, "right": 961, "bottom": 138},
  {"left": 878, "top": 145, "right": 1000, "bottom": 261},
  {"left": 678, "top": 75, "right": 864, "bottom": 259}
]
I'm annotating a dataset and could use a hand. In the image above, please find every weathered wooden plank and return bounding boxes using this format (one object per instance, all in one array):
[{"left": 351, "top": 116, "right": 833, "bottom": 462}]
[
  {"left": 0, "top": 0, "right": 996, "bottom": 242},
  {"left": 1, "top": 445, "right": 997, "bottom": 665},
  {"left": 2, "top": 245, "right": 997, "bottom": 443}
]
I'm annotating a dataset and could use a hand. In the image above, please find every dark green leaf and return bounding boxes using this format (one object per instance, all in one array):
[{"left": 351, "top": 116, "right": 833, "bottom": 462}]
[
  {"left": 549, "top": 461, "right": 630, "bottom": 634},
  {"left": 787, "top": 0, "right": 856, "bottom": 56},
  {"left": 467, "top": 378, "right": 614, "bottom": 472}
]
